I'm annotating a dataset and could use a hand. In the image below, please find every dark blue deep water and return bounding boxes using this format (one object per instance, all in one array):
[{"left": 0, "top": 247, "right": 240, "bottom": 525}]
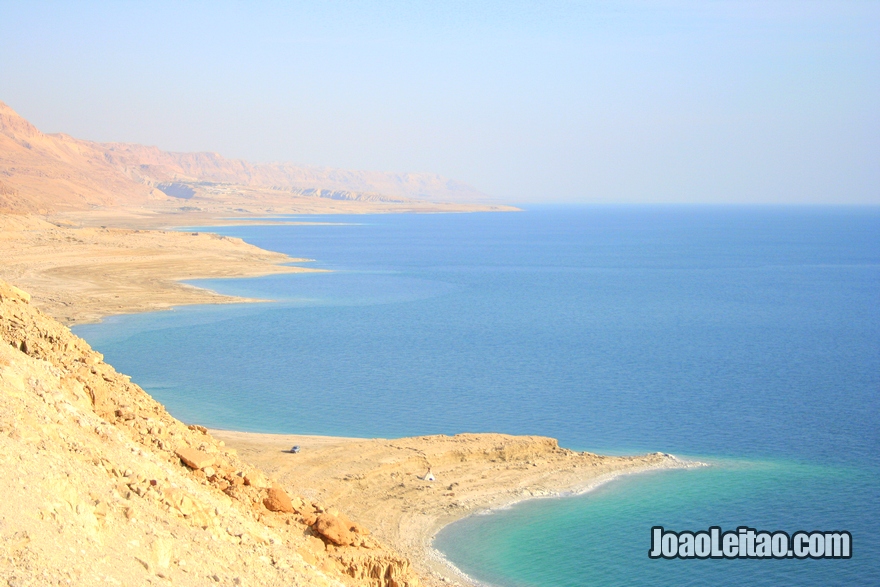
[{"left": 74, "top": 207, "right": 880, "bottom": 586}]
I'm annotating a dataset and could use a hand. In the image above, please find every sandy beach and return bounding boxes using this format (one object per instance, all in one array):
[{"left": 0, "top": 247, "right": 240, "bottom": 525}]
[{"left": 211, "top": 430, "right": 695, "bottom": 585}]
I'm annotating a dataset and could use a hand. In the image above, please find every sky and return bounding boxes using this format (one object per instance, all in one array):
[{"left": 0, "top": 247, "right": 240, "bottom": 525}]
[{"left": 1, "top": 1, "right": 878, "bottom": 204}]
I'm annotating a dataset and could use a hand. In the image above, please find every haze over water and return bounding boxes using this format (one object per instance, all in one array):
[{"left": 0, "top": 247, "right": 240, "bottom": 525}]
[{"left": 75, "top": 207, "right": 880, "bottom": 586}]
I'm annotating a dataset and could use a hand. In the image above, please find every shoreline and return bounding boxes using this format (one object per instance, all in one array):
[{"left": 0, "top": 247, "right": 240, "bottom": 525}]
[
  {"left": 210, "top": 429, "right": 703, "bottom": 586},
  {"left": 0, "top": 205, "right": 516, "bottom": 326},
  {"left": 0, "top": 206, "right": 510, "bottom": 326},
  {"left": 0, "top": 214, "right": 324, "bottom": 325},
  {"left": 423, "top": 462, "right": 704, "bottom": 587}
]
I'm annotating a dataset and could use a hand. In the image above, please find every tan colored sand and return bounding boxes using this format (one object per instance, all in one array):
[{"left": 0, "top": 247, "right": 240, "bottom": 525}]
[
  {"left": 0, "top": 214, "right": 323, "bottom": 325},
  {"left": 48, "top": 194, "right": 517, "bottom": 232},
  {"left": 211, "top": 430, "right": 693, "bottom": 585}
]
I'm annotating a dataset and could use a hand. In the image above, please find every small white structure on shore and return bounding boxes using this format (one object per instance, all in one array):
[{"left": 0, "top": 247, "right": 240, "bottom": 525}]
[{"left": 423, "top": 469, "right": 435, "bottom": 482}]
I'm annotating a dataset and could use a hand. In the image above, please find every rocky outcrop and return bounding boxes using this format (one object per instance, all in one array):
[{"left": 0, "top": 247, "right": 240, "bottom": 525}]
[
  {"left": 0, "top": 279, "right": 422, "bottom": 587},
  {"left": 336, "top": 553, "right": 415, "bottom": 587}
]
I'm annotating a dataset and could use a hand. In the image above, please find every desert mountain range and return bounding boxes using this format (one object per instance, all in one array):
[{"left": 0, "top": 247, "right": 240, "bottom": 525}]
[{"left": 0, "top": 100, "right": 492, "bottom": 215}]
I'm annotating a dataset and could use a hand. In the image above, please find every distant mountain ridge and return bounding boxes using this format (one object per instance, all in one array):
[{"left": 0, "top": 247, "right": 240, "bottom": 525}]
[
  {"left": 0, "top": 102, "right": 157, "bottom": 213},
  {"left": 0, "top": 101, "right": 491, "bottom": 214}
]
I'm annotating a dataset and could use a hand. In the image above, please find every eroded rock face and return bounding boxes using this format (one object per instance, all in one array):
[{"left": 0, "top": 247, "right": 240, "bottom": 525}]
[{"left": 339, "top": 555, "right": 416, "bottom": 587}]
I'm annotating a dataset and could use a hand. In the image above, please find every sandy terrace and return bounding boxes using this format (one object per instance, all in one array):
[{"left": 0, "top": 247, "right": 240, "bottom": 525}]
[
  {"left": 0, "top": 215, "right": 320, "bottom": 325},
  {"left": 212, "top": 430, "right": 693, "bottom": 584}
]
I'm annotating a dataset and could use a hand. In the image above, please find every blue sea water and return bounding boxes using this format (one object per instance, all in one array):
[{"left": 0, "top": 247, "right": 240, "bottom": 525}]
[{"left": 73, "top": 207, "right": 880, "bottom": 586}]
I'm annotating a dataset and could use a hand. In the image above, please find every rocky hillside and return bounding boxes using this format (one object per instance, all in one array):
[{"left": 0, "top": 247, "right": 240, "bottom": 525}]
[
  {"left": 0, "top": 103, "right": 160, "bottom": 214},
  {"left": 0, "top": 279, "right": 421, "bottom": 587},
  {"left": 0, "top": 101, "right": 489, "bottom": 214}
]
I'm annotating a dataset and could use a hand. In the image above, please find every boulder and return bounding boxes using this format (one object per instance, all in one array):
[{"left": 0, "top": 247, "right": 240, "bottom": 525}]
[
  {"left": 312, "top": 513, "right": 355, "bottom": 546},
  {"left": 243, "top": 471, "right": 270, "bottom": 488},
  {"left": 263, "top": 485, "right": 294, "bottom": 513}
]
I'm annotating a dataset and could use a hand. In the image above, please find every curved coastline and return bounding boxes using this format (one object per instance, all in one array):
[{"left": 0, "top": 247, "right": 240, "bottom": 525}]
[
  {"left": 210, "top": 429, "right": 704, "bottom": 586},
  {"left": 425, "top": 458, "right": 706, "bottom": 586}
]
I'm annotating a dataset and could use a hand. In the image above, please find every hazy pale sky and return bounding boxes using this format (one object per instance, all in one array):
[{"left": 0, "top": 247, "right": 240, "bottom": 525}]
[{"left": 1, "top": 1, "right": 878, "bottom": 203}]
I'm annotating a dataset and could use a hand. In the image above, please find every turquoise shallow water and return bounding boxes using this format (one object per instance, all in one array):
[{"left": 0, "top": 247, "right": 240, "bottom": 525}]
[
  {"left": 74, "top": 207, "right": 880, "bottom": 585},
  {"left": 434, "top": 459, "right": 874, "bottom": 586}
]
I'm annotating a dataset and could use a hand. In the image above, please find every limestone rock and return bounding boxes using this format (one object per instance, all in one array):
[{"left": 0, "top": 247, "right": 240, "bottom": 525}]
[
  {"left": 351, "top": 522, "right": 370, "bottom": 536},
  {"left": 312, "top": 513, "right": 355, "bottom": 546},
  {"left": 0, "top": 281, "right": 30, "bottom": 303},
  {"left": 243, "top": 471, "right": 270, "bottom": 488},
  {"left": 175, "top": 447, "right": 215, "bottom": 470},
  {"left": 9, "top": 284, "right": 31, "bottom": 303},
  {"left": 263, "top": 485, "right": 294, "bottom": 513},
  {"left": 305, "top": 534, "right": 326, "bottom": 553}
]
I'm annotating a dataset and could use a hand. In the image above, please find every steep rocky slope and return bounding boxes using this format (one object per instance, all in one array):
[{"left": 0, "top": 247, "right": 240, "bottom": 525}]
[{"left": 0, "top": 280, "right": 420, "bottom": 587}]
